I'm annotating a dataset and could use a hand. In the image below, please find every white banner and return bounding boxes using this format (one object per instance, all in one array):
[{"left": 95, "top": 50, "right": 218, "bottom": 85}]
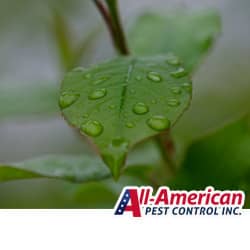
[{"left": 0, "top": 209, "right": 248, "bottom": 249}]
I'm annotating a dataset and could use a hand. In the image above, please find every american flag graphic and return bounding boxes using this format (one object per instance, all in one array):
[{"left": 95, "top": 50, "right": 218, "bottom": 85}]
[{"left": 114, "top": 189, "right": 130, "bottom": 215}]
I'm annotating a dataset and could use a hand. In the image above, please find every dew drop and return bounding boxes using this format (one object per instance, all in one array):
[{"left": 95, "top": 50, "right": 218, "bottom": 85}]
[
  {"left": 80, "top": 120, "right": 103, "bottom": 137},
  {"left": 88, "top": 88, "right": 107, "bottom": 100},
  {"left": 170, "top": 68, "right": 187, "bottom": 78},
  {"left": 133, "top": 102, "right": 149, "bottom": 115},
  {"left": 147, "top": 116, "right": 170, "bottom": 131},
  {"left": 166, "top": 55, "right": 180, "bottom": 66},
  {"left": 147, "top": 72, "right": 162, "bottom": 82},
  {"left": 171, "top": 86, "right": 182, "bottom": 95},
  {"left": 109, "top": 104, "right": 115, "bottom": 109},
  {"left": 182, "top": 82, "right": 192, "bottom": 92},
  {"left": 167, "top": 98, "right": 180, "bottom": 107},
  {"left": 59, "top": 92, "right": 80, "bottom": 109},
  {"left": 126, "top": 122, "right": 135, "bottom": 128},
  {"left": 151, "top": 99, "right": 157, "bottom": 104},
  {"left": 93, "top": 77, "right": 109, "bottom": 85}
]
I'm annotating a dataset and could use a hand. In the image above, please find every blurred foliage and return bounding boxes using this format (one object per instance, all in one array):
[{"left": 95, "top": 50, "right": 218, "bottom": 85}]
[
  {"left": 0, "top": 155, "right": 110, "bottom": 183},
  {"left": 169, "top": 115, "right": 250, "bottom": 208},
  {"left": 52, "top": 9, "right": 99, "bottom": 71},
  {"left": 129, "top": 9, "right": 221, "bottom": 72},
  {"left": 0, "top": 83, "right": 58, "bottom": 120}
]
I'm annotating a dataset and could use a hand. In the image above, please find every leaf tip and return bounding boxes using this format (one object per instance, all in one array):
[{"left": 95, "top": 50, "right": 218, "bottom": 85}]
[{"left": 101, "top": 138, "right": 129, "bottom": 180}]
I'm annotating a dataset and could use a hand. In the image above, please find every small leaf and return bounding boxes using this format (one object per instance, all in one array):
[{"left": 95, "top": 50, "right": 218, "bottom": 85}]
[
  {"left": 169, "top": 116, "right": 250, "bottom": 207},
  {"left": 60, "top": 56, "right": 192, "bottom": 179},
  {"left": 129, "top": 9, "right": 221, "bottom": 72},
  {"left": 0, "top": 82, "right": 59, "bottom": 121},
  {"left": 0, "top": 155, "right": 110, "bottom": 183}
]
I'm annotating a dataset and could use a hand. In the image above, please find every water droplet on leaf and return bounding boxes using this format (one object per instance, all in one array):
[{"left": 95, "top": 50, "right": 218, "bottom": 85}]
[
  {"left": 170, "top": 68, "right": 187, "bottom": 78},
  {"left": 147, "top": 72, "right": 162, "bottom": 82},
  {"left": 88, "top": 88, "right": 107, "bottom": 100},
  {"left": 171, "top": 86, "right": 182, "bottom": 95},
  {"left": 59, "top": 92, "right": 80, "bottom": 109},
  {"left": 133, "top": 102, "right": 149, "bottom": 115},
  {"left": 182, "top": 82, "right": 192, "bottom": 92},
  {"left": 167, "top": 98, "right": 180, "bottom": 107},
  {"left": 93, "top": 77, "right": 109, "bottom": 85},
  {"left": 126, "top": 122, "right": 135, "bottom": 128},
  {"left": 147, "top": 115, "right": 170, "bottom": 131},
  {"left": 166, "top": 55, "right": 180, "bottom": 66},
  {"left": 80, "top": 120, "right": 103, "bottom": 137},
  {"left": 151, "top": 99, "right": 157, "bottom": 104},
  {"left": 136, "top": 76, "right": 142, "bottom": 81},
  {"left": 109, "top": 104, "right": 115, "bottom": 109}
]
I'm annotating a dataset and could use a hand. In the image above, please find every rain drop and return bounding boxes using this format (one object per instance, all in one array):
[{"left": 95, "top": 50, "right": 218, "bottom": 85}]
[
  {"left": 59, "top": 92, "right": 80, "bottom": 109},
  {"left": 147, "top": 115, "right": 170, "bottom": 131},
  {"left": 182, "top": 82, "right": 192, "bottom": 92},
  {"left": 109, "top": 104, "right": 116, "bottom": 109},
  {"left": 88, "top": 88, "right": 107, "bottom": 100},
  {"left": 166, "top": 55, "right": 180, "bottom": 66},
  {"left": 133, "top": 102, "right": 149, "bottom": 115},
  {"left": 80, "top": 120, "right": 103, "bottom": 137},
  {"left": 167, "top": 98, "right": 180, "bottom": 107},
  {"left": 126, "top": 122, "right": 135, "bottom": 128},
  {"left": 171, "top": 86, "right": 182, "bottom": 95},
  {"left": 147, "top": 72, "right": 162, "bottom": 82},
  {"left": 170, "top": 68, "right": 187, "bottom": 78},
  {"left": 93, "top": 77, "right": 109, "bottom": 85}
]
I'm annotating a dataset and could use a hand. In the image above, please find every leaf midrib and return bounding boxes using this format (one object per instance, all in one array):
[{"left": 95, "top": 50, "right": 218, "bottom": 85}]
[{"left": 118, "top": 59, "right": 136, "bottom": 125}]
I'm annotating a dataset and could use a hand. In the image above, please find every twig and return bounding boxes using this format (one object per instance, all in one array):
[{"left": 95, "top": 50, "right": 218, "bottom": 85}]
[{"left": 93, "top": 0, "right": 121, "bottom": 53}]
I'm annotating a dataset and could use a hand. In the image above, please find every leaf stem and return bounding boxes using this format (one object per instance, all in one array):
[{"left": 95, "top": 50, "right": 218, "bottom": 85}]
[
  {"left": 93, "top": 0, "right": 129, "bottom": 55},
  {"left": 105, "top": 0, "right": 129, "bottom": 55},
  {"left": 154, "top": 133, "right": 176, "bottom": 175},
  {"left": 93, "top": 0, "right": 120, "bottom": 52}
]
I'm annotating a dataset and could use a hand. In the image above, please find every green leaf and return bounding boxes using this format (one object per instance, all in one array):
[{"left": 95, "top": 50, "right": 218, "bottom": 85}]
[
  {"left": 0, "top": 155, "right": 110, "bottom": 183},
  {"left": 0, "top": 82, "right": 59, "bottom": 121},
  {"left": 60, "top": 56, "right": 192, "bottom": 179},
  {"left": 170, "top": 116, "right": 250, "bottom": 206},
  {"left": 129, "top": 9, "right": 221, "bottom": 72}
]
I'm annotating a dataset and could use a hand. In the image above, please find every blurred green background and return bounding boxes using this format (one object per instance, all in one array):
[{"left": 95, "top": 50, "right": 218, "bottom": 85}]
[{"left": 0, "top": 0, "right": 250, "bottom": 208}]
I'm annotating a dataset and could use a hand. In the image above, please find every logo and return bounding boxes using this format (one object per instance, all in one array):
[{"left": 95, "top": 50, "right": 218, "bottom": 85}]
[{"left": 114, "top": 186, "right": 245, "bottom": 217}]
